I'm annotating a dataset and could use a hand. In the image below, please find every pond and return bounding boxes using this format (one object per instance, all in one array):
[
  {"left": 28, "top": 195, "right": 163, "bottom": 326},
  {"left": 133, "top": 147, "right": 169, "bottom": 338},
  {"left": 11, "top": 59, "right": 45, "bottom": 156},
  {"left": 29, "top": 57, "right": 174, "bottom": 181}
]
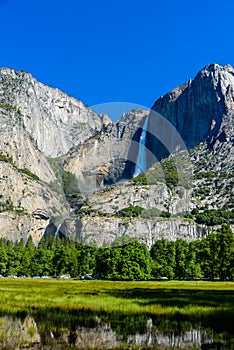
[{"left": 0, "top": 310, "right": 233, "bottom": 349}]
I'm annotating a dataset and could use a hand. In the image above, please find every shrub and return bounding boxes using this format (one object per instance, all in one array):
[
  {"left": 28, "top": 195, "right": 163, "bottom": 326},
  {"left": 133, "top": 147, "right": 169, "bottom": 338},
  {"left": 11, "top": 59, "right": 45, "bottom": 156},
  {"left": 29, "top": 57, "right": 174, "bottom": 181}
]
[
  {"left": 116, "top": 205, "right": 143, "bottom": 218},
  {"left": 19, "top": 168, "right": 40, "bottom": 181}
]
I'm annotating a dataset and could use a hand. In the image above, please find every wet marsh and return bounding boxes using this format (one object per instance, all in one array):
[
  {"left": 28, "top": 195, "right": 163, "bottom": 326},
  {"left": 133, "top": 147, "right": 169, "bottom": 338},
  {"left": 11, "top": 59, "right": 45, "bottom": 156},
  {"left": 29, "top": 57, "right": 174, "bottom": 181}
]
[{"left": 0, "top": 279, "right": 233, "bottom": 349}]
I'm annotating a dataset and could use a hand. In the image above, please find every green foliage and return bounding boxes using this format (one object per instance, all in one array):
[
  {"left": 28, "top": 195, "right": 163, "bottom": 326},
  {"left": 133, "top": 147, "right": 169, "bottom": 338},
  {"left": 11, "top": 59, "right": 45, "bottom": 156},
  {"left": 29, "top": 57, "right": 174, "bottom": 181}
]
[
  {"left": 0, "top": 197, "right": 27, "bottom": 214},
  {"left": 116, "top": 205, "right": 143, "bottom": 218},
  {"left": 31, "top": 247, "right": 54, "bottom": 276},
  {"left": 0, "top": 152, "right": 13, "bottom": 164},
  {"left": 174, "top": 239, "right": 189, "bottom": 279},
  {"left": 131, "top": 173, "right": 148, "bottom": 185},
  {"left": 53, "top": 245, "right": 77, "bottom": 276},
  {"left": 151, "top": 225, "right": 234, "bottom": 281},
  {"left": 218, "top": 224, "right": 234, "bottom": 280},
  {"left": 150, "top": 239, "right": 176, "bottom": 279},
  {"left": 0, "top": 103, "right": 17, "bottom": 112},
  {"left": 140, "top": 207, "right": 161, "bottom": 219},
  {"left": 198, "top": 233, "right": 222, "bottom": 280},
  {"left": 27, "top": 326, "right": 37, "bottom": 337},
  {"left": 96, "top": 240, "right": 151, "bottom": 280},
  {"left": 0, "top": 225, "right": 233, "bottom": 281},
  {"left": 61, "top": 170, "right": 81, "bottom": 205},
  {"left": 194, "top": 208, "right": 234, "bottom": 226},
  {"left": 0, "top": 153, "right": 40, "bottom": 182},
  {"left": 116, "top": 206, "right": 171, "bottom": 219},
  {"left": 111, "top": 235, "right": 134, "bottom": 247},
  {"left": 185, "top": 241, "right": 202, "bottom": 277},
  {"left": 77, "top": 244, "right": 97, "bottom": 275},
  {"left": 18, "top": 168, "right": 40, "bottom": 181},
  {"left": 0, "top": 245, "right": 8, "bottom": 275},
  {"left": 161, "top": 159, "right": 179, "bottom": 189},
  {"left": 160, "top": 210, "right": 171, "bottom": 218}
]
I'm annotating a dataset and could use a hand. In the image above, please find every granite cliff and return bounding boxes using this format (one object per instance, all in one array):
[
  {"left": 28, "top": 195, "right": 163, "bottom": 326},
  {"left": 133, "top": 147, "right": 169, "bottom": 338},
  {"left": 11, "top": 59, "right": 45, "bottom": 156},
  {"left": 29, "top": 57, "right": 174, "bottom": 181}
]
[
  {"left": 65, "top": 64, "right": 234, "bottom": 184},
  {"left": 0, "top": 64, "right": 233, "bottom": 246},
  {"left": 64, "top": 109, "right": 150, "bottom": 188},
  {"left": 0, "top": 68, "right": 111, "bottom": 158},
  {"left": 0, "top": 68, "right": 110, "bottom": 244},
  {"left": 150, "top": 63, "right": 234, "bottom": 157},
  {"left": 61, "top": 64, "right": 234, "bottom": 247}
]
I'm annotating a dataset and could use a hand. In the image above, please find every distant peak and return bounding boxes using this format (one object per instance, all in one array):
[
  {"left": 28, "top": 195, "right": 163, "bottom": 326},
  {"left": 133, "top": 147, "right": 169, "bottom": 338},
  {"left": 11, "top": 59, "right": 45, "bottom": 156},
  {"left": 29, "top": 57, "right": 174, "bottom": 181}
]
[
  {"left": 202, "top": 63, "right": 234, "bottom": 73},
  {"left": 0, "top": 67, "right": 31, "bottom": 79},
  {"left": 203, "top": 63, "right": 222, "bottom": 71}
]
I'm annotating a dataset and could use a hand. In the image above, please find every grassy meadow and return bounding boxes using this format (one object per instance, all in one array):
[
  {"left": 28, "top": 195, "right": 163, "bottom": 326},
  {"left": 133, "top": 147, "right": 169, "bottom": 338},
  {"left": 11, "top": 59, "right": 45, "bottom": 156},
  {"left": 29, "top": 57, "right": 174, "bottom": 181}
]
[{"left": 0, "top": 279, "right": 233, "bottom": 335}]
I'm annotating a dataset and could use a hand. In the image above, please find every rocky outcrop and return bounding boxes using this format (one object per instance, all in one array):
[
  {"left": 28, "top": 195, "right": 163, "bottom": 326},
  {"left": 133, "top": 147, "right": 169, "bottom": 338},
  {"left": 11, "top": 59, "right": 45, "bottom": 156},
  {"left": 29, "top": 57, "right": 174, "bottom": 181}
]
[
  {"left": 1, "top": 64, "right": 234, "bottom": 245},
  {"left": 151, "top": 63, "right": 234, "bottom": 153},
  {"left": 87, "top": 181, "right": 193, "bottom": 215},
  {"left": 62, "top": 64, "right": 234, "bottom": 245},
  {"left": 65, "top": 215, "right": 207, "bottom": 249},
  {"left": 65, "top": 109, "right": 149, "bottom": 188},
  {"left": 0, "top": 212, "right": 49, "bottom": 244},
  {"left": 0, "top": 68, "right": 111, "bottom": 158},
  {"left": 0, "top": 67, "right": 110, "bottom": 243},
  {"left": 0, "top": 106, "right": 56, "bottom": 183},
  {"left": 0, "top": 161, "right": 68, "bottom": 245},
  {"left": 65, "top": 64, "right": 234, "bottom": 186}
]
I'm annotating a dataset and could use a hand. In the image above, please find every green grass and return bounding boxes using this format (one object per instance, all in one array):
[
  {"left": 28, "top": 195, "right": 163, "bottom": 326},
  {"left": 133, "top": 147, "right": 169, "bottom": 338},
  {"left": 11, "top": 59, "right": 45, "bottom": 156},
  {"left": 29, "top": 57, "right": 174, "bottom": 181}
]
[
  {"left": 0, "top": 279, "right": 233, "bottom": 349},
  {"left": 0, "top": 279, "right": 233, "bottom": 312},
  {"left": 0, "top": 279, "right": 233, "bottom": 334}
]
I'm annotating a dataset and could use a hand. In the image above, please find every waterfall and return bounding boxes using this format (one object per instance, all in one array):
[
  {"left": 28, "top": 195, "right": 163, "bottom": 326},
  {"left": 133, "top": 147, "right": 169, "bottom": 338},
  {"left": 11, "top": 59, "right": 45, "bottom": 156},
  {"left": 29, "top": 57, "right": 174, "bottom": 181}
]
[
  {"left": 54, "top": 224, "right": 61, "bottom": 239},
  {"left": 133, "top": 116, "right": 149, "bottom": 178}
]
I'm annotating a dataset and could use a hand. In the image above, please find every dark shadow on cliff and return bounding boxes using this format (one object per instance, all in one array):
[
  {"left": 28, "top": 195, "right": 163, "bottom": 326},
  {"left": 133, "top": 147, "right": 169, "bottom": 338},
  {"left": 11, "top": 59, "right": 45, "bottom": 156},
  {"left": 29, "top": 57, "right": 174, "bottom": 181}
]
[
  {"left": 44, "top": 221, "right": 66, "bottom": 239},
  {"left": 121, "top": 114, "right": 171, "bottom": 180}
]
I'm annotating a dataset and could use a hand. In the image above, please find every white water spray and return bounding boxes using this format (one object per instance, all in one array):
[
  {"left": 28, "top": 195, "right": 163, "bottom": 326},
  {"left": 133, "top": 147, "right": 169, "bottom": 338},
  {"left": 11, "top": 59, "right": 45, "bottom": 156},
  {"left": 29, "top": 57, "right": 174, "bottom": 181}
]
[
  {"left": 54, "top": 224, "right": 61, "bottom": 239},
  {"left": 133, "top": 116, "right": 149, "bottom": 177}
]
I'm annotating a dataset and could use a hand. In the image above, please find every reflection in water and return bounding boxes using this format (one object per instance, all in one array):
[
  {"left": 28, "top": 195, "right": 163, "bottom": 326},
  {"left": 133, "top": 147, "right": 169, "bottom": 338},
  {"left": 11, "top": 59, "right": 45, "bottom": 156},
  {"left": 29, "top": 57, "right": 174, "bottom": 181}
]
[
  {"left": 0, "top": 315, "right": 40, "bottom": 349},
  {"left": 0, "top": 313, "right": 232, "bottom": 349}
]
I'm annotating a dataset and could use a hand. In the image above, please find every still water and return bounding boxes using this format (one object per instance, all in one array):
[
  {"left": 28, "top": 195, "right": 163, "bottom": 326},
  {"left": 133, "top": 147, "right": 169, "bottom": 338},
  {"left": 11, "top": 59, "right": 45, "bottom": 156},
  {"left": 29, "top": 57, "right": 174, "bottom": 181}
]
[{"left": 0, "top": 311, "right": 233, "bottom": 349}]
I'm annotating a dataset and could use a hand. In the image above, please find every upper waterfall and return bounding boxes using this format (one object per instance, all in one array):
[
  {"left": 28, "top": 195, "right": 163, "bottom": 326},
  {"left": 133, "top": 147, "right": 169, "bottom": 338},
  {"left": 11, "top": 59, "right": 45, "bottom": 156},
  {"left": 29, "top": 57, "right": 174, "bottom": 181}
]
[{"left": 133, "top": 115, "right": 149, "bottom": 178}]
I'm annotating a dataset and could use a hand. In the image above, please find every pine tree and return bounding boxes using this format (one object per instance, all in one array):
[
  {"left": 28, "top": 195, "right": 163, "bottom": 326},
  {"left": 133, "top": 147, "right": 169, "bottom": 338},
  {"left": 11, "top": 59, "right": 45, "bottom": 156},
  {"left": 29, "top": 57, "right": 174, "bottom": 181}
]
[{"left": 218, "top": 224, "right": 234, "bottom": 280}]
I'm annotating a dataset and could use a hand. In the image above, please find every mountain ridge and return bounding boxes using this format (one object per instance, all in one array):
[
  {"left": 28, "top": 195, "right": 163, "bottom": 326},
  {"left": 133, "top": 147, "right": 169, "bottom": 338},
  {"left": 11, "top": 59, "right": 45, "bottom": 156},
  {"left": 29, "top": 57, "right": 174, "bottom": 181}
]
[{"left": 0, "top": 63, "right": 233, "bottom": 246}]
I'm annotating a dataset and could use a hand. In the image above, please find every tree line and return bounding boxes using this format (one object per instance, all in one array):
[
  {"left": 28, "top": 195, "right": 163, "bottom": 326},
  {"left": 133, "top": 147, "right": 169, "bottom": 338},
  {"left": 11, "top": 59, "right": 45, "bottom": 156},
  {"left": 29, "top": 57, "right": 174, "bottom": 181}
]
[{"left": 0, "top": 224, "right": 233, "bottom": 281}]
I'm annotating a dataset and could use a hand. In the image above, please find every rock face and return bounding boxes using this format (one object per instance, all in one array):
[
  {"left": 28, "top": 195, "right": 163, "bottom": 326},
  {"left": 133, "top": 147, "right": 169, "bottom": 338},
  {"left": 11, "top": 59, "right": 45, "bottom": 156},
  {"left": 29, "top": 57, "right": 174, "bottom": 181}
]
[
  {"left": 66, "top": 63, "right": 234, "bottom": 184},
  {"left": 0, "top": 105, "right": 56, "bottom": 183},
  {"left": 0, "top": 64, "right": 234, "bottom": 245},
  {"left": 0, "top": 68, "right": 111, "bottom": 158},
  {"left": 63, "top": 63, "right": 234, "bottom": 246},
  {"left": 65, "top": 109, "right": 149, "bottom": 188},
  {"left": 0, "top": 68, "right": 110, "bottom": 244},
  {"left": 87, "top": 181, "right": 193, "bottom": 215},
  {"left": 66, "top": 215, "right": 206, "bottom": 249},
  {"left": 150, "top": 63, "right": 234, "bottom": 157},
  {"left": 0, "top": 160, "right": 68, "bottom": 245}
]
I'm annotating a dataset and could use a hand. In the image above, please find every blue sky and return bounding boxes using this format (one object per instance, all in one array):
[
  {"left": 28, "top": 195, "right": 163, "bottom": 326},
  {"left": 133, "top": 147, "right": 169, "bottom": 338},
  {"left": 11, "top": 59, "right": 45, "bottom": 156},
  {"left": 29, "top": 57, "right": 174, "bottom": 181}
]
[{"left": 1, "top": 0, "right": 234, "bottom": 120}]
